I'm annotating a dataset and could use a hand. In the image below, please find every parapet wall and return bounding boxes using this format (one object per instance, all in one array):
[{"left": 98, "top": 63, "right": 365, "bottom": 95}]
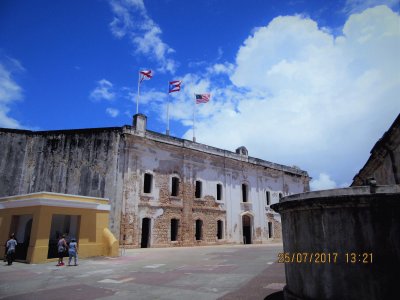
[{"left": 272, "top": 185, "right": 400, "bottom": 300}]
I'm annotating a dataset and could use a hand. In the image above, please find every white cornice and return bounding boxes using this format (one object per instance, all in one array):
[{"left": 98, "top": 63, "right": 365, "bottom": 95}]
[{"left": 0, "top": 198, "right": 110, "bottom": 211}]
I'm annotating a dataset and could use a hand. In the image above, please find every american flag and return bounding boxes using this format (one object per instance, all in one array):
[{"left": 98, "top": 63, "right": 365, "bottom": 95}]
[
  {"left": 139, "top": 70, "right": 153, "bottom": 83},
  {"left": 195, "top": 94, "right": 211, "bottom": 104}
]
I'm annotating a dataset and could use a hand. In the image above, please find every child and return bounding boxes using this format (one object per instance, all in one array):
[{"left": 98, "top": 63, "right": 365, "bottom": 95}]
[
  {"left": 57, "top": 235, "right": 68, "bottom": 266},
  {"left": 6, "top": 234, "right": 17, "bottom": 265},
  {"left": 68, "top": 238, "right": 78, "bottom": 266}
]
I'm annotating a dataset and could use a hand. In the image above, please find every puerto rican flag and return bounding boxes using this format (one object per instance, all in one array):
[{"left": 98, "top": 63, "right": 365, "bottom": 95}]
[
  {"left": 139, "top": 70, "right": 153, "bottom": 83},
  {"left": 169, "top": 80, "right": 182, "bottom": 93},
  {"left": 195, "top": 94, "right": 211, "bottom": 104}
]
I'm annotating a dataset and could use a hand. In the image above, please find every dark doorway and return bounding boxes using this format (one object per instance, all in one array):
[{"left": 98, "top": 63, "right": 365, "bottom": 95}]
[
  {"left": 171, "top": 219, "right": 179, "bottom": 241},
  {"left": 47, "top": 215, "right": 80, "bottom": 259},
  {"left": 195, "top": 219, "right": 203, "bottom": 241},
  {"left": 268, "top": 221, "right": 273, "bottom": 238},
  {"left": 217, "top": 220, "right": 223, "bottom": 240},
  {"left": 9, "top": 215, "right": 33, "bottom": 261},
  {"left": 141, "top": 218, "right": 151, "bottom": 248},
  {"left": 266, "top": 191, "right": 271, "bottom": 205},
  {"left": 242, "top": 215, "right": 252, "bottom": 244}
]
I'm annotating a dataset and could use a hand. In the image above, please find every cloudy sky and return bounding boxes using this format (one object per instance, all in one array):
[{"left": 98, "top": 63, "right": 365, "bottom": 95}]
[{"left": 0, "top": 0, "right": 399, "bottom": 190}]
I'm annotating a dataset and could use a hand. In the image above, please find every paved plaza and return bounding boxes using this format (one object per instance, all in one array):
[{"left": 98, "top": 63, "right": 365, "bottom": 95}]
[{"left": 0, "top": 244, "right": 285, "bottom": 300}]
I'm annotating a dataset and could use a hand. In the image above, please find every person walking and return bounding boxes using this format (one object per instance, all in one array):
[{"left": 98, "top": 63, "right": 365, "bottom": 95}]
[
  {"left": 6, "top": 234, "right": 17, "bottom": 265},
  {"left": 57, "top": 235, "right": 68, "bottom": 266},
  {"left": 68, "top": 238, "right": 78, "bottom": 266}
]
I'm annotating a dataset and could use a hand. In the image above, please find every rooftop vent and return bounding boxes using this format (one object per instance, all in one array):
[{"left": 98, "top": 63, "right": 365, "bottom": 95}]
[{"left": 235, "top": 146, "right": 248, "bottom": 156}]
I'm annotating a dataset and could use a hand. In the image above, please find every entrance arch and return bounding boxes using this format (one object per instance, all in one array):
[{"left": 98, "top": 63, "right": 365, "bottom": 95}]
[{"left": 242, "top": 214, "right": 253, "bottom": 244}]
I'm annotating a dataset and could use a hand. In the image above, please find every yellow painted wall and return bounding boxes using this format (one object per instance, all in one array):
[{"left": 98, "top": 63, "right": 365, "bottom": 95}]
[{"left": 0, "top": 194, "right": 118, "bottom": 263}]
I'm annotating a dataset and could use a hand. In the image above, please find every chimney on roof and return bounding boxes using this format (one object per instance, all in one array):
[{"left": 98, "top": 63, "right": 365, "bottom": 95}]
[{"left": 133, "top": 114, "right": 147, "bottom": 136}]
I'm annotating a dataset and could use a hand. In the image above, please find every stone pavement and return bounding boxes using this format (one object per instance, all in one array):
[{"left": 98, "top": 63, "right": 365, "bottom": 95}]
[{"left": 0, "top": 244, "right": 285, "bottom": 300}]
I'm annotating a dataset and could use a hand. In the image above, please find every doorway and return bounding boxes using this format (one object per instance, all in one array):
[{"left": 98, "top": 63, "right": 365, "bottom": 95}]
[
  {"left": 47, "top": 214, "right": 80, "bottom": 259},
  {"left": 9, "top": 215, "right": 33, "bottom": 261},
  {"left": 141, "top": 218, "right": 151, "bottom": 248},
  {"left": 242, "top": 215, "right": 252, "bottom": 244}
]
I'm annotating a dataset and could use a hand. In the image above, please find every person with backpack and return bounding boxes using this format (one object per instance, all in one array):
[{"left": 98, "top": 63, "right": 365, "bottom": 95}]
[{"left": 57, "top": 235, "right": 68, "bottom": 266}]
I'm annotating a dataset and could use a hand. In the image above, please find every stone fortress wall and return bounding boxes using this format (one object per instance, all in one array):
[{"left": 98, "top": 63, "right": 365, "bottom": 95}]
[
  {"left": 0, "top": 114, "right": 310, "bottom": 248},
  {"left": 352, "top": 114, "right": 400, "bottom": 186}
]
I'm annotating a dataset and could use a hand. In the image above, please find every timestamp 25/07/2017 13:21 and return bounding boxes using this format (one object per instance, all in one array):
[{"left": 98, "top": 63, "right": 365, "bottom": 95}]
[{"left": 277, "top": 252, "right": 373, "bottom": 264}]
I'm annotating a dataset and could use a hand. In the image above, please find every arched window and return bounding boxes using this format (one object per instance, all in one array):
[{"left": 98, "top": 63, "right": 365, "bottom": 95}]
[
  {"left": 266, "top": 191, "right": 271, "bottom": 205},
  {"left": 242, "top": 183, "right": 248, "bottom": 202},
  {"left": 195, "top": 180, "right": 202, "bottom": 198},
  {"left": 143, "top": 173, "right": 153, "bottom": 194},
  {"left": 216, "top": 183, "right": 223, "bottom": 201},
  {"left": 171, "top": 176, "right": 179, "bottom": 197}
]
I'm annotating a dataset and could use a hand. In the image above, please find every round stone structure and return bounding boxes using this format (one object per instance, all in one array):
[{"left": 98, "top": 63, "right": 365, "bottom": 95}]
[{"left": 271, "top": 185, "right": 400, "bottom": 300}]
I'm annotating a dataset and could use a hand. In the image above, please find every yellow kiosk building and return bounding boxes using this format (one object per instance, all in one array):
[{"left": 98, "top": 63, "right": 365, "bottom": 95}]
[{"left": 0, "top": 192, "right": 118, "bottom": 263}]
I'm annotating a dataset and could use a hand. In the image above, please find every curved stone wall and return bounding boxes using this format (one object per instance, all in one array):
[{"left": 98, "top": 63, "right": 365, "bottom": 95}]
[{"left": 271, "top": 185, "right": 400, "bottom": 300}]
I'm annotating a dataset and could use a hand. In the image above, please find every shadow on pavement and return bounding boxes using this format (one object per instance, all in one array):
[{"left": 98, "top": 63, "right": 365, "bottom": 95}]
[{"left": 264, "top": 291, "right": 284, "bottom": 300}]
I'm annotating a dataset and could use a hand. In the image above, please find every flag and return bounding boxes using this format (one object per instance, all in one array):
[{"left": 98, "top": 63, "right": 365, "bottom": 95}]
[
  {"left": 195, "top": 94, "right": 210, "bottom": 104},
  {"left": 140, "top": 70, "right": 153, "bottom": 83},
  {"left": 169, "top": 80, "right": 182, "bottom": 93}
]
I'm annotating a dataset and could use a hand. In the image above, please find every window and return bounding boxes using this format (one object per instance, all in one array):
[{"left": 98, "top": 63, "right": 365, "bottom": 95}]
[
  {"left": 195, "top": 180, "right": 202, "bottom": 198},
  {"left": 217, "top": 220, "right": 223, "bottom": 239},
  {"left": 171, "top": 177, "right": 179, "bottom": 197},
  {"left": 266, "top": 191, "right": 271, "bottom": 205},
  {"left": 242, "top": 183, "right": 248, "bottom": 202},
  {"left": 195, "top": 219, "right": 203, "bottom": 240},
  {"left": 279, "top": 193, "right": 283, "bottom": 200},
  {"left": 268, "top": 222, "right": 273, "bottom": 238},
  {"left": 171, "top": 219, "right": 179, "bottom": 241},
  {"left": 216, "top": 184, "right": 222, "bottom": 201},
  {"left": 143, "top": 173, "right": 153, "bottom": 194}
]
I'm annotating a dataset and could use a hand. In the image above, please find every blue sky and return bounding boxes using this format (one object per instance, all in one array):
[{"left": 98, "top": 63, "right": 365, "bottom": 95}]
[{"left": 1, "top": 0, "right": 399, "bottom": 190}]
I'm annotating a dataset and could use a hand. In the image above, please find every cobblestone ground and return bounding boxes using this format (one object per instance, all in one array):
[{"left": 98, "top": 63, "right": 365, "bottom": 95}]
[{"left": 0, "top": 244, "right": 285, "bottom": 300}]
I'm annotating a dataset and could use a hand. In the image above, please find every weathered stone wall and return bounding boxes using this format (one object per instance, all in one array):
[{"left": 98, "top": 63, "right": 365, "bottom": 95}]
[
  {"left": 352, "top": 114, "right": 400, "bottom": 186},
  {"left": 0, "top": 128, "right": 123, "bottom": 235},
  {"left": 0, "top": 130, "right": 29, "bottom": 196}
]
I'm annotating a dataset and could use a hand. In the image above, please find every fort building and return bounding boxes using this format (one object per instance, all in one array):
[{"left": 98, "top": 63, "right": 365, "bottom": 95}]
[{"left": 0, "top": 114, "right": 309, "bottom": 261}]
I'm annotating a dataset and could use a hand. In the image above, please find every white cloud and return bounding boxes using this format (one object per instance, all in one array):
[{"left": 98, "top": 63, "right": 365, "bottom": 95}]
[
  {"left": 0, "top": 59, "right": 24, "bottom": 128},
  {"left": 108, "top": 0, "right": 176, "bottom": 73},
  {"left": 89, "top": 79, "right": 116, "bottom": 101},
  {"left": 207, "top": 62, "right": 235, "bottom": 75},
  {"left": 343, "top": 0, "right": 399, "bottom": 14},
  {"left": 310, "top": 173, "right": 338, "bottom": 191},
  {"left": 177, "top": 5, "right": 400, "bottom": 185},
  {"left": 106, "top": 107, "right": 120, "bottom": 117}
]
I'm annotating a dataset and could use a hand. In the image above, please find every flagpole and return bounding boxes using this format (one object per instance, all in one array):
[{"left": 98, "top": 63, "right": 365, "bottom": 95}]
[
  {"left": 193, "top": 93, "right": 196, "bottom": 142},
  {"left": 166, "top": 82, "right": 170, "bottom": 135},
  {"left": 137, "top": 71, "right": 140, "bottom": 114}
]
